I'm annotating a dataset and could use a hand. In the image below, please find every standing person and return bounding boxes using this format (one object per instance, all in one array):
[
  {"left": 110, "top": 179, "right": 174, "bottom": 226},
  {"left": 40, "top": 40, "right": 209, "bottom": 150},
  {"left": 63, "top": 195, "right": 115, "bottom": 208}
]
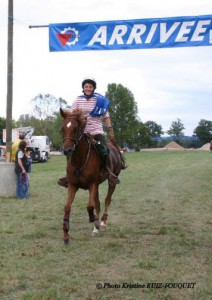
[
  {"left": 12, "top": 133, "right": 25, "bottom": 162},
  {"left": 15, "top": 140, "right": 29, "bottom": 199},
  {"left": 12, "top": 132, "right": 32, "bottom": 179},
  {"left": 67, "top": 78, "right": 126, "bottom": 185}
]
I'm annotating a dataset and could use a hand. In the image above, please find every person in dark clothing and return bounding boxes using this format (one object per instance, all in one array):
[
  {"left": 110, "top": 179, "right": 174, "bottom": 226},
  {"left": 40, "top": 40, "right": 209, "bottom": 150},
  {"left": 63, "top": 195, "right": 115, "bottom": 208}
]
[{"left": 15, "top": 140, "right": 29, "bottom": 199}]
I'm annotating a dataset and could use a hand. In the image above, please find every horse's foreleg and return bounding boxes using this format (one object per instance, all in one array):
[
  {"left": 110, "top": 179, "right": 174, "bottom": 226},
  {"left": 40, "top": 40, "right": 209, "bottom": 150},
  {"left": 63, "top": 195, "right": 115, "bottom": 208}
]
[
  {"left": 101, "top": 184, "right": 116, "bottom": 230},
  {"left": 63, "top": 185, "right": 78, "bottom": 245},
  {"left": 63, "top": 206, "right": 71, "bottom": 244},
  {"left": 87, "top": 184, "right": 100, "bottom": 236}
]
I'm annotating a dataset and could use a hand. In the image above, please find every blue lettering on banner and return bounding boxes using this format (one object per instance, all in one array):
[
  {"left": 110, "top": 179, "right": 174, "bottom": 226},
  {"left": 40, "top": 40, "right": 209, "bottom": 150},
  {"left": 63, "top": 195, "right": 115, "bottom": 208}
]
[{"left": 49, "top": 15, "right": 212, "bottom": 52}]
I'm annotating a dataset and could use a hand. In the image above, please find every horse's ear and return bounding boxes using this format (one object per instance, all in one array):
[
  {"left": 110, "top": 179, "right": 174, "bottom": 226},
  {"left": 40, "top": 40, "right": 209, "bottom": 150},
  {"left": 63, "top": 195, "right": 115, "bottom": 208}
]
[{"left": 60, "top": 107, "right": 65, "bottom": 118}]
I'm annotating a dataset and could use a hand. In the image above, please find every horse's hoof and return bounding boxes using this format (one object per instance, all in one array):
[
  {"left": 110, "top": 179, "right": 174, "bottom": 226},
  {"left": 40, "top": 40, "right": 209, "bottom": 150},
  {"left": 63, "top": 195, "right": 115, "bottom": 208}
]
[
  {"left": 92, "top": 226, "right": 99, "bottom": 237},
  {"left": 63, "top": 235, "right": 71, "bottom": 245},
  {"left": 64, "top": 239, "right": 69, "bottom": 245},
  {"left": 100, "top": 221, "right": 107, "bottom": 231}
]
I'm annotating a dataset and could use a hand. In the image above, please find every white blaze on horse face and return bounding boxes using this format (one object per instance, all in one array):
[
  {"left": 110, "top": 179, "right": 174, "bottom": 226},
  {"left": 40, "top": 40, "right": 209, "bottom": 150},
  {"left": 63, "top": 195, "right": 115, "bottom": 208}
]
[{"left": 67, "top": 121, "right": 72, "bottom": 128}]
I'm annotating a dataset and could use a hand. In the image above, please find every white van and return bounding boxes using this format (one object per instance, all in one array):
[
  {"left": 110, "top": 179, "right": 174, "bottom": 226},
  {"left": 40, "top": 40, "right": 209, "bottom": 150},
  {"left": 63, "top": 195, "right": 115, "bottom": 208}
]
[{"left": 29, "top": 136, "right": 51, "bottom": 162}]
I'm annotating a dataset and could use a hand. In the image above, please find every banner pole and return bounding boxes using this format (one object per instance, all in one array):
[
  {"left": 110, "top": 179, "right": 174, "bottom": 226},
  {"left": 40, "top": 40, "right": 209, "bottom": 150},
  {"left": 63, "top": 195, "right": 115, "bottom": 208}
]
[{"left": 29, "top": 25, "right": 49, "bottom": 29}]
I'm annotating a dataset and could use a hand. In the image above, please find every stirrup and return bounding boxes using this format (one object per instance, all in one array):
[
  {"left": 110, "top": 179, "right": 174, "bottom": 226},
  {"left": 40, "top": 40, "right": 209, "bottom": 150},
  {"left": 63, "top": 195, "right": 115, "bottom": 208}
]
[
  {"left": 106, "top": 167, "right": 120, "bottom": 186},
  {"left": 108, "top": 174, "right": 120, "bottom": 186}
]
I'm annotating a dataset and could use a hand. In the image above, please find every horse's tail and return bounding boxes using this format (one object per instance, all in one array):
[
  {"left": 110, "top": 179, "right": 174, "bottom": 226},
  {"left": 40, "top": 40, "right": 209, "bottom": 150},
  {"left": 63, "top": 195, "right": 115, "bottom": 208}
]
[{"left": 120, "top": 152, "right": 127, "bottom": 169}]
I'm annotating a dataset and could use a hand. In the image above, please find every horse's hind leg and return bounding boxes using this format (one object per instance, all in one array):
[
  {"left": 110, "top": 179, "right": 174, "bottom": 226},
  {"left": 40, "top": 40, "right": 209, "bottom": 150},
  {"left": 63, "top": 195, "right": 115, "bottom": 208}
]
[
  {"left": 100, "top": 184, "right": 116, "bottom": 230},
  {"left": 93, "top": 190, "right": 101, "bottom": 237}
]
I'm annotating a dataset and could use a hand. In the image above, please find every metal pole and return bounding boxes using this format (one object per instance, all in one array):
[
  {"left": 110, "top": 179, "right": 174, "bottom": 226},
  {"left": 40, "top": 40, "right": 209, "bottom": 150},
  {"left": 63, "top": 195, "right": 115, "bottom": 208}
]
[
  {"left": 6, "top": 0, "right": 13, "bottom": 162},
  {"left": 29, "top": 25, "right": 49, "bottom": 29}
]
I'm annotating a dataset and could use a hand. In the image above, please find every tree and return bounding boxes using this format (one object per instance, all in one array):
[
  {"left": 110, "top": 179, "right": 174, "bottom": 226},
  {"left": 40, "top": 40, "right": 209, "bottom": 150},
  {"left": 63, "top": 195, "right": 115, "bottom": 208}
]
[
  {"left": 17, "top": 114, "right": 54, "bottom": 136},
  {"left": 144, "top": 121, "right": 164, "bottom": 147},
  {"left": 16, "top": 94, "right": 70, "bottom": 149},
  {"left": 194, "top": 119, "right": 212, "bottom": 146},
  {"left": 49, "top": 112, "right": 64, "bottom": 150},
  {"left": 167, "top": 118, "right": 185, "bottom": 136},
  {"left": 30, "top": 94, "right": 69, "bottom": 139},
  {"left": 130, "top": 120, "right": 152, "bottom": 150},
  {"left": 31, "top": 94, "right": 69, "bottom": 120},
  {"left": 105, "top": 83, "right": 138, "bottom": 146},
  {"left": 145, "top": 121, "right": 164, "bottom": 137}
]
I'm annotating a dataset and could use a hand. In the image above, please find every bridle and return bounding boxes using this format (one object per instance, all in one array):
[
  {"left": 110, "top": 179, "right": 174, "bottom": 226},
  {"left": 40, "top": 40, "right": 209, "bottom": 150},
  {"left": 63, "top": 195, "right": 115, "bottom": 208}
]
[
  {"left": 63, "top": 116, "right": 84, "bottom": 151},
  {"left": 62, "top": 115, "right": 91, "bottom": 176}
]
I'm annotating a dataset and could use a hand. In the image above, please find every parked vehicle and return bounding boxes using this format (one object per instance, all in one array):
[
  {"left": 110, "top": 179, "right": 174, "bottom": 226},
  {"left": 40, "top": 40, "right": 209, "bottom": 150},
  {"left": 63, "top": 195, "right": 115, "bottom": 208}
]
[{"left": 30, "top": 135, "right": 51, "bottom": 162}]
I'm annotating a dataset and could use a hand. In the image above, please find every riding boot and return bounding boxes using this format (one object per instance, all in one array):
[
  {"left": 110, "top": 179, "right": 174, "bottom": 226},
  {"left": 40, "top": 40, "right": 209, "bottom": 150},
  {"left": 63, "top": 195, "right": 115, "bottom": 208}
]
[{"left": 58, "top": 176, "right": 68, "bottom": 188}]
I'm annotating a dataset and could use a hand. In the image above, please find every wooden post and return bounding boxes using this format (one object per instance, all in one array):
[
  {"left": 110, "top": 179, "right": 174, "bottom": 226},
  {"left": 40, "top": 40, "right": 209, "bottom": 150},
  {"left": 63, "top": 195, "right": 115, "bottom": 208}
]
[{"left": 6, "top": 0, "right": 13, "bottom": 162}]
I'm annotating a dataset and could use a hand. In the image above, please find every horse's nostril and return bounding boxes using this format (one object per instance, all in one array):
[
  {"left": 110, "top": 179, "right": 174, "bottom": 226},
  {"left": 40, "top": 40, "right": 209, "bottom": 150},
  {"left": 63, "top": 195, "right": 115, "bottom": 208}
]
[{"left": 64, "top": 148, "right": 73, "bottom": 156}]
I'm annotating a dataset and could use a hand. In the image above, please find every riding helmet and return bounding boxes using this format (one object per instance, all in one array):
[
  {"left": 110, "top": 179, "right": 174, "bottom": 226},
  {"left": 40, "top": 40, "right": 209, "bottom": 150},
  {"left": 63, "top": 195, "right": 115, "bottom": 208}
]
[{"left": 82, "top": 78, "right": 96, "bottom": 90}]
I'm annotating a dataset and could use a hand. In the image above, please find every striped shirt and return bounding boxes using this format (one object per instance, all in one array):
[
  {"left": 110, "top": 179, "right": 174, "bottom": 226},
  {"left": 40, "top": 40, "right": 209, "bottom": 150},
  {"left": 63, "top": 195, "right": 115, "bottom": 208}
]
[{"left": 71, "top": 95, "right": 110, "bottom": 135}]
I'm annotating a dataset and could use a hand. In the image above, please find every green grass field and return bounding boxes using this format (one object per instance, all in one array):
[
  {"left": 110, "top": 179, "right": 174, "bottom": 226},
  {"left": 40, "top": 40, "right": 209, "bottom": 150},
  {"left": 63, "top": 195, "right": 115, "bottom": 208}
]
[{"left": 0, "top": 151, "right": 211, "bottom": 300}]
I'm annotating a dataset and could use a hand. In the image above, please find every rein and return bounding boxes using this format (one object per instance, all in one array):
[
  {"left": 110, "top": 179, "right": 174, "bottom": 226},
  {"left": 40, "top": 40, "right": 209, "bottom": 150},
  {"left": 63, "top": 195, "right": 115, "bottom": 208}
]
[{"left": 73, "top": 136, "right": 91, "bottom": 176}]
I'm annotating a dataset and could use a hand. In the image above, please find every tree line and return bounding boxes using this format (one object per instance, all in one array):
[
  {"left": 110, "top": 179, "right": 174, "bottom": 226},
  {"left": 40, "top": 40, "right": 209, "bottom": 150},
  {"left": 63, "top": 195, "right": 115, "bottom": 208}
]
[{"left": 0, "top": 84, "right": 211, "bottom": 149}]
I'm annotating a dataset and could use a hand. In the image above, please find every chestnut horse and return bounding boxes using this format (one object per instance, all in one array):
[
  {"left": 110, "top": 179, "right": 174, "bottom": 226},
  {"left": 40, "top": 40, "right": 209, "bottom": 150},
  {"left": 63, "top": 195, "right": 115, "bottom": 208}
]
[{"left": 60, "top": 108, "right": 122, "bottom": 244}]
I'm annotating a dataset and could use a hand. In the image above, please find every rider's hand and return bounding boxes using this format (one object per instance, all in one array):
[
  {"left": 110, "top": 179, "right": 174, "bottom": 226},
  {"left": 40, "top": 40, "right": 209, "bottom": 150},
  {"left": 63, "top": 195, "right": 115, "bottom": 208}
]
[{"left": 108, "top": 130, "right": 115, "bottom": 142}]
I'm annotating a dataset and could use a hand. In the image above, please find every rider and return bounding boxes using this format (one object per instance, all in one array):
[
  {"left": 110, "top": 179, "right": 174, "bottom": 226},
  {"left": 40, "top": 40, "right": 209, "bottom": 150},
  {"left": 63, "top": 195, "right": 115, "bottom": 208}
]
[{"left": 72, "top": 78, "right": 121, "bottom": 185}]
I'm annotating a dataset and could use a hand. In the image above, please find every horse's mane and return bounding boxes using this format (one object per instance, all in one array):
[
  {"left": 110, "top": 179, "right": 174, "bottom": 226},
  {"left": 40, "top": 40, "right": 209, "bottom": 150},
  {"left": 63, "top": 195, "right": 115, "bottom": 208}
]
[
  {"left": 62, "top": 108, "right": 87, "bottom": 128},
  {"left": 63, "top": 108, "right": 82, "bottom": 117},
  {"left": 71, "top": 108, "right": 83, "bottom": 116}
]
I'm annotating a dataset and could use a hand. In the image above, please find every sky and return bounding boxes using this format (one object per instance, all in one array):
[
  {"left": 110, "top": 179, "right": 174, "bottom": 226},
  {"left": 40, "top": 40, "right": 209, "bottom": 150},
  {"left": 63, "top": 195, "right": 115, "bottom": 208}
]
[{"left": 0, "top": 0, "right": 212, "bottom": 136}]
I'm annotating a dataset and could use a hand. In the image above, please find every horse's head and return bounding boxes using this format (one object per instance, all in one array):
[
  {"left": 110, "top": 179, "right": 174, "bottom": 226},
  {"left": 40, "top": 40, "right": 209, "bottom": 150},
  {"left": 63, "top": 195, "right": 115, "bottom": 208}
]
[{"left": 60, "top": 108, "right": 87, "bottom": 156}]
